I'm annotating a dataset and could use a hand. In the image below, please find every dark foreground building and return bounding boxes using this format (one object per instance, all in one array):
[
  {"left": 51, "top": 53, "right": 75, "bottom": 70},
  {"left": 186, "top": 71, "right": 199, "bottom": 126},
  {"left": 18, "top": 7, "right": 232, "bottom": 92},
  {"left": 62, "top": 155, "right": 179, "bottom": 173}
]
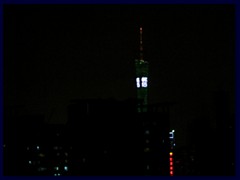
[
  {"left": 4, "top": 98, "right": 171, "bottom": 176},
  {"left": 66, "top": 98, "right": 171, "bottom": 175}
]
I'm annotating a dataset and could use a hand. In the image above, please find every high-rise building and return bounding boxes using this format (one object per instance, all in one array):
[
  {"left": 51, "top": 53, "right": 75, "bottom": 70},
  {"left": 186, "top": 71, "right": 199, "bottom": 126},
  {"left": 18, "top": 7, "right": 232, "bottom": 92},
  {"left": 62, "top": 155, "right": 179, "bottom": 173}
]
[{"left": 135, "top": 27, "right": 149, "bottom": 112}]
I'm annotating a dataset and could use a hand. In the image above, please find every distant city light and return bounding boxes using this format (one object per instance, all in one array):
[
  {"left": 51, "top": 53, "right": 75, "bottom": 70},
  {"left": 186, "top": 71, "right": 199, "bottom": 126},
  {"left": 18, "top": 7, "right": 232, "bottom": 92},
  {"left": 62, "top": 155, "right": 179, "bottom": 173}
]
[
  {"left": 169, "top": 152, "right": 173, "bottom": 156},
  {"left": 36, "top": 146, "right": 39, "bottom": 150},
  {"left": 64, "top": 166, "right": 68, "bottom": 171},
  {"left": 28, "top": 161, "right": 32, "bottom": 164}
]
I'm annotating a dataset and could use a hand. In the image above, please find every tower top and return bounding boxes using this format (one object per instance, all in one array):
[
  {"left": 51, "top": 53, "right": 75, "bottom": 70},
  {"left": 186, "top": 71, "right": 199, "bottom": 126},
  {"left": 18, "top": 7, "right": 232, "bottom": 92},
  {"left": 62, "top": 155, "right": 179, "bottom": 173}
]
[{"left": 140, "top": 26, "right": 143, "bottom": 60}]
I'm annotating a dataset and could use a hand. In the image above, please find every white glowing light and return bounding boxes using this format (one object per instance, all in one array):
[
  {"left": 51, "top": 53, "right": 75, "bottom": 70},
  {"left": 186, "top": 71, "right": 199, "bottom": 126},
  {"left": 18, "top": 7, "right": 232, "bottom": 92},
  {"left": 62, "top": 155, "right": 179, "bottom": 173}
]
[
  {"left": 141, "top": 77, "right": 148, "bottom": 87},
  {"left": 136, "top": 77, "right": 140, "bottom": 88},
  {"left": 64, "top": 166, "right": 68, "bottom": 171}
]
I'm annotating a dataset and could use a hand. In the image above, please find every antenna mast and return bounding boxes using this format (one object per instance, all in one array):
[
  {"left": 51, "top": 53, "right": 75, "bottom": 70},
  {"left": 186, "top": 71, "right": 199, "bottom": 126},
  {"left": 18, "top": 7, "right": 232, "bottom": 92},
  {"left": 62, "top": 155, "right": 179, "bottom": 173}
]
[{"left": 140, "top": 27, "right": 143, "bottom": 60}]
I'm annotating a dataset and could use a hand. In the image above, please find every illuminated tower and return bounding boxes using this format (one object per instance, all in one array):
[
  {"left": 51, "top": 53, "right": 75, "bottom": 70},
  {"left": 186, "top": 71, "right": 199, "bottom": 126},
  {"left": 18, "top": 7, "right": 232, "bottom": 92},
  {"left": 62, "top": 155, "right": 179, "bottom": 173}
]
[{"left": 135, "top": 27, "right": 149, "bottom": 111}]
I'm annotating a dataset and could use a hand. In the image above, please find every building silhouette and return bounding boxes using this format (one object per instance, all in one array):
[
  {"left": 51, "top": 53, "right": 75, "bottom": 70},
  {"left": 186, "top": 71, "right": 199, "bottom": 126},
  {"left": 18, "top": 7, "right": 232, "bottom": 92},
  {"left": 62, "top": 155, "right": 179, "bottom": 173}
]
[
  {"left": 4, "top": 27, "right": 172, "bottom": 176},
  {"left": 135, "top": 27, "right": 149, "bottom": 112}
]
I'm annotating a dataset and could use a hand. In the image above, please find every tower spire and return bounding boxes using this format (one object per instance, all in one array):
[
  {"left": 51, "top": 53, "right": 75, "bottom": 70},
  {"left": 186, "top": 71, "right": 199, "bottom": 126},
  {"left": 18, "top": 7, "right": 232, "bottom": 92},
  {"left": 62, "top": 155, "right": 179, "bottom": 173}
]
[{"left": 140, "top": 26, "right": 143, "bottom": 60}]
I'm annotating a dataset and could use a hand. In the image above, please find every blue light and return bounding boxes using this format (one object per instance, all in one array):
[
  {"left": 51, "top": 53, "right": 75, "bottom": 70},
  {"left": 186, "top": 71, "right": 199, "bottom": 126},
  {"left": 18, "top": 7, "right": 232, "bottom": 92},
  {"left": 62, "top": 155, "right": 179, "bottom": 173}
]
[{"left": 64, "top": 166, "right": 68, "bottom": 171}]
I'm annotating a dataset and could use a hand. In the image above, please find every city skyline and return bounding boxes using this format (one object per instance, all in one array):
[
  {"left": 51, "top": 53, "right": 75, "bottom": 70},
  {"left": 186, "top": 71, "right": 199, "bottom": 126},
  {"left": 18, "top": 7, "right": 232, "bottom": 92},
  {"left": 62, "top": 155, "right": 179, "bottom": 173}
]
[{"left": 4, "top": 4, "right": 235, "bottom": 147}]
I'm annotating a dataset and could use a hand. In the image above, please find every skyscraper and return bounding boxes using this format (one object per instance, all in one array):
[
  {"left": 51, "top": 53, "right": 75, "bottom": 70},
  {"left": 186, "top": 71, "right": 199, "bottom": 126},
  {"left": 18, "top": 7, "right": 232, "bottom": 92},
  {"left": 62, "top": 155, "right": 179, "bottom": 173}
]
[{"left": 135, "top": 27, "right": 149, "bottom": 112}]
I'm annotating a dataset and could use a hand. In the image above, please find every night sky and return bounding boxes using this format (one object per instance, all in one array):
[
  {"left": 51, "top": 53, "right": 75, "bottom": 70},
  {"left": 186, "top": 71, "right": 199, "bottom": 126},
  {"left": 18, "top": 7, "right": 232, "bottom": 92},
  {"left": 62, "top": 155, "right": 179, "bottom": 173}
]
[{"left": 4, "top": 4, "right": 235, "bottom": 147}]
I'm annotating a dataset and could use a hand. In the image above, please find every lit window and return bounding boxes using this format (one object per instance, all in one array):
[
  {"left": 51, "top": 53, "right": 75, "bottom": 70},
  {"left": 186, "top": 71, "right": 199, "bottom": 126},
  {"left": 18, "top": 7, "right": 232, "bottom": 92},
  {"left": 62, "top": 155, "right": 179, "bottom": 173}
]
[
  {"left": 141, "top": 77, "right": 148, "bottom": 87},
  {"left": 136, "top": 78, "right": 140, "bottom": 88},
  {"left": 29, "top": 161, "right": 32, "bottom": 164},
  {"left": 64, "top": 166, "right": 68, "bottom": 171},
  {"left": 54, "top": 167, "right": 59, "bottom": 171},
  {"left": 36, "top": 146, "right": 40, "bottom": 150},
  {"left": 169, "top": 132, "right": 173, "bottom": 139}
]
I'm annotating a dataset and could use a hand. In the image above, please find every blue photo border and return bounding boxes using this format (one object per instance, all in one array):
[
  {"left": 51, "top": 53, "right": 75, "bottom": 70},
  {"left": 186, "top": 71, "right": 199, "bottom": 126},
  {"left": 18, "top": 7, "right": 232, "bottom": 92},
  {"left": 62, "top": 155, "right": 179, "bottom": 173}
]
[{"left": 0, "top": 0, "right": 238, "bottom": 180}]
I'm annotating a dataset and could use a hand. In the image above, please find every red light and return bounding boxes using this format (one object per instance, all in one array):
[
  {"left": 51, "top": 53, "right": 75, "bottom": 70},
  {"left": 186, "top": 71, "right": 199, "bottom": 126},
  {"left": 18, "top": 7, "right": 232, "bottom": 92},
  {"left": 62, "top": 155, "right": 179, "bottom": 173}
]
[
  {"left": 170, "top": 171, "right": 173, "bottom": 175},
  {"left": 170, "top": 166, "right": 173, "bottom": 170},
  {"left": 169, "top": 158, "right": 173, "bottom": 162},
  {"left": 170, "top": 162, "right": 173, "bottom": 166}
]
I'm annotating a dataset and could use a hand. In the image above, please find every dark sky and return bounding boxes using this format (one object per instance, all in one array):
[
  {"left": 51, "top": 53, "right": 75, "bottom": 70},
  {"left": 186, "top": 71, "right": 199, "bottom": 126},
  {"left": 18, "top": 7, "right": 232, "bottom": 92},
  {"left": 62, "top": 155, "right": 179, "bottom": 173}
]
[{"left": 4, "top": 4, "right": 235, "bottom": 146}]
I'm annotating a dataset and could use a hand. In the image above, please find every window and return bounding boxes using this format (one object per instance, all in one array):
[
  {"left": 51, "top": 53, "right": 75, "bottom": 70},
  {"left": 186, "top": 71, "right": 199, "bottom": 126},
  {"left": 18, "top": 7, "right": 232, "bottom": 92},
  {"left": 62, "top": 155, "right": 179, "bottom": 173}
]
[{"left": 64, "top": 166, "right": 68, "bottom": 171}]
